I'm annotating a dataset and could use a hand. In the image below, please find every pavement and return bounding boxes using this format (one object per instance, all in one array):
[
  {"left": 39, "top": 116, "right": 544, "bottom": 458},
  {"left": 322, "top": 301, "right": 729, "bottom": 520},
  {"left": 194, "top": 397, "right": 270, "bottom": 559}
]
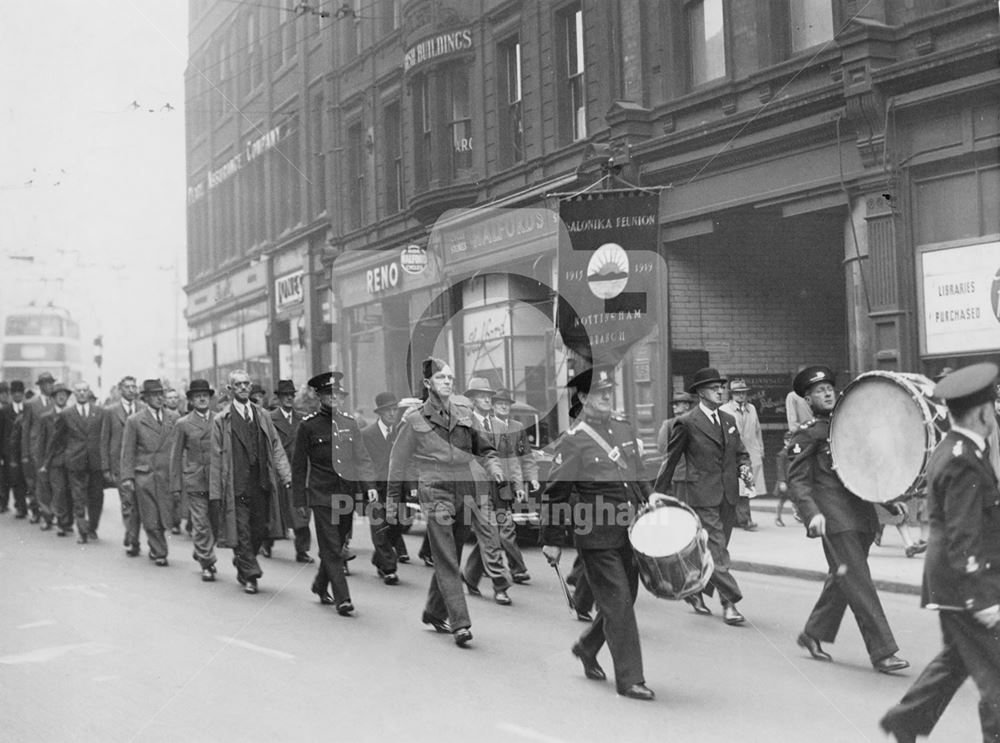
[{"left": 731, "top": 498, "right": 925, "bottom": 595}]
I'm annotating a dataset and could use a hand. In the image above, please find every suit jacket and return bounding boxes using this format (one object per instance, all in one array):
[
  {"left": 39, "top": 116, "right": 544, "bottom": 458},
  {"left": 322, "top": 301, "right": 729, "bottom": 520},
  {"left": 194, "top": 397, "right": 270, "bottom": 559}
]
[
  {"left": 656, "top": 416, "right": 691, "bottom": 484},
  {"left": 101, "top": 400, "right": 146, "bottom": 480},
  {"left": 37, "top": 406, "right": 68, "bottom": 469},
  {"left": 169, "top": 410, "right": 214, "bottom": 495},
  {"left": 361, "top": 420, "right": 394, "bottom": 493},
  {"left": 0, "top": 404, "right": 12, "bottom": 465},
  {"left": 55, "top": 404, "right": 106, "bottom": 472},
  {"left": 477, "top": 414, "right": 523, "bottom": 499},
  {"left": 120, "top": 407, "right": 178, "bottom": 498},
  {"left": 2, "top": 402, "right": 25, "bottom": 464},
  {"left": 21, "top": 395, "right": 52, "bottom": 464},
  {"left": 653, "top": 406, "right": 750, "bottom": 507},
  {"left": 922, "top": 430, "right": 1000, "bottom": 611}
]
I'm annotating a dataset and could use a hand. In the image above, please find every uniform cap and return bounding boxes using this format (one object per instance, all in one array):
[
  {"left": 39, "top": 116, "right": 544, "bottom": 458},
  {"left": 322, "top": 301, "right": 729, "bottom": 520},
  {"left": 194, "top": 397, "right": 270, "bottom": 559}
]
[
  {"left": 275, "top": 379, "right": 297, "bottom": 396},
  {"left": 934, "top": 362, "right": 998, "bottom": 412},
  {"left": 465, "top": 377, "right": 494, "bottom": 396},
  {"left": 308, "top": 371, "right": 346, "bottom": 394},
  {"left": 567, "top": 365, "right": 615, "bottom": 394},
  {"left": 374, "top": 391, "right": 399, "bottom": 411},
  {"left": 793, "top": 365, "right": 835, "bottom": 397},
  {"left": 687, "top": 368, "right": 728, "bottom": 393},
  {"left": 186, "top": 379, "right": 214, "bottom": 398},
  {"left": 396, "top": 396, "right": 422, "bottom": 410}
]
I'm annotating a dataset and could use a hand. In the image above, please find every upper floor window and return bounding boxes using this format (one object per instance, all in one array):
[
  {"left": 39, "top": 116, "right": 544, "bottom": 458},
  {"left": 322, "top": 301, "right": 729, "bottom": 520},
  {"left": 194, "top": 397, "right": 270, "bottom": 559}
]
[
  {"left": 446, "top": 66, "right": 472, "bottom": 175},
  {"left": 498, "top": 37, "right": 523, "bottom": 168},
  {"left": 383, "top": 101, "right": 403, "bottom": 214},
  {"left": 310, "top": 94, "right": 326, "bottom": 217},
  {"left": 246, "top": 11, "right": 262, "bottom": 93},
  {"left": 381, "top": 0, "right": 400, "bottom": 37},
  {"left": 789, "top": 0, "right": 834, "bottom": 53},
  {"left": 559, "top": 5, "right": 586, "bottom": 143},
  {"left": 687, "top": 0, "right": 726, "bottom": 87},
  {"left": 412, "top": 75, "right": 432, "bottom": 189},
  {"left": 280, "top": 1, "right": 298, "bottom": 67},
  {"left": 347, "top": 122, "right": 366, "bottom": 229}
]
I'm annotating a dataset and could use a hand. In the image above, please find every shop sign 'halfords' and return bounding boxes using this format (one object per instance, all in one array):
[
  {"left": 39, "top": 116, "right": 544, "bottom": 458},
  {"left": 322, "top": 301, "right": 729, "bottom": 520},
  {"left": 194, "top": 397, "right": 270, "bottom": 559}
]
[
  {"left": 403, "top": 29, "right": 473, "bottom": 72},
  {"left": 920, "top": 241, "right": 1000, "bottom": 355}
]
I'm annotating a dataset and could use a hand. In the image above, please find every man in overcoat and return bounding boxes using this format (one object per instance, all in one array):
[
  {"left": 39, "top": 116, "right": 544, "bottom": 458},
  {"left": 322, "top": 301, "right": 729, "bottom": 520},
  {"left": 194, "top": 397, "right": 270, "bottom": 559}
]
[
  {"left": 37, "top": 382, "right": 72, "bottom": 535},
  {"left": 101, "top": 376, "right": 145, "bottom": 555},
  {"left": 20, "top": 372, "right": 55, "bottom": 524},
  {"left": 361, "top": 390, "right": 403, "bottom": 584},
  {"left": 210, "top": 369, "right": 291, "bottom": 594},
  {"left": 1, "top": 381, "right": 29, "bottom": 518},
  {"left": 653, "top": 367, "right": 752, "bottom": 624},
  {"left": 120, "top": 379, "right": 178, "bottom": 565},
  {"left": 263, "top": 379, "right": 312, "bottom": 563},
  {"left": 170, "top": 379, "right": 217, "bottom": 581}
]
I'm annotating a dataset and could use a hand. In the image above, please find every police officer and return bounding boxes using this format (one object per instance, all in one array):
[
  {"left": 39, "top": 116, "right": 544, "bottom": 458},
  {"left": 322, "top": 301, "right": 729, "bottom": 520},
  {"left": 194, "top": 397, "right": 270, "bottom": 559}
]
[
  {"left": 540, "top": 365, "right": 656, "bottom": 700},
  {"left": 787, "top": 365, "right": 909, "bottom": 674},
  {"left": 291, "top": 371, "right": 377, "bottom": 616},
  {"left": 881, "top": 362, "right": 1000, "bottom": 743}
]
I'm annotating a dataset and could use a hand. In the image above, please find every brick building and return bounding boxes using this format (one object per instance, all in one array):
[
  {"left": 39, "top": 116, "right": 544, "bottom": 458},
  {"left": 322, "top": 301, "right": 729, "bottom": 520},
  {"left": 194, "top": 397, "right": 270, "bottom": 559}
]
[{"left": 185, "top": 1, "right": 999, "bottom": 469}]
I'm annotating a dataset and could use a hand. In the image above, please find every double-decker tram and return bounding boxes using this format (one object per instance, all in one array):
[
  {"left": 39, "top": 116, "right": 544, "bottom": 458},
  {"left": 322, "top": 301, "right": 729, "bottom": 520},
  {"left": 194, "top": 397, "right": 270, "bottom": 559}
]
[{"left": 0, "top": 305, "right": 84, "bottom": 386}]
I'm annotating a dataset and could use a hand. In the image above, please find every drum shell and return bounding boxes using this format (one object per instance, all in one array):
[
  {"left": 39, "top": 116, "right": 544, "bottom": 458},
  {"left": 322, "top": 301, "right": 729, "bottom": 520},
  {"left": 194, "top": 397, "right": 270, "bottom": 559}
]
[{"left": 629, "top": 498, "right": 715, "bottom": 600}]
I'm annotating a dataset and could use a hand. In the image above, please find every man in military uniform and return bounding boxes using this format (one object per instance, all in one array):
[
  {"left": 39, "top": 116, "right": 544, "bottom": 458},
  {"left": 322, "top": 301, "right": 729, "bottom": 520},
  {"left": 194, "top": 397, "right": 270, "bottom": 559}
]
[
  {"left": 291, "top": 372, "right": 377, "bottom": 615},
  {"left": 787, "top": 365, "right": 909, "bottom": 674},
  {"left": 541, "top": 365, "right": 656, "bottom": 701},
  {"left": 881, "top": 362, "right": 1000, "bottom": 743},
  {"left": 385, "top": 358, "right": 503, "bottom": 648},
  {"left": 653, "top": 367, "right": 752, "bottom": 624}
]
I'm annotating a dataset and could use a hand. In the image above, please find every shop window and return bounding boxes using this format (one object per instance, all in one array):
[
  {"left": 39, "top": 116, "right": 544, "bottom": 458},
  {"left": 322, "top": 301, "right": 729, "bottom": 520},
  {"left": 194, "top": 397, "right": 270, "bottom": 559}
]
[
  {"left": 498, "top": 37, "right": 524, "bottom": 168},
  {"left": 557, "top": 5, "right": 587, "bottom": 143},
  {"left": 789, "top": 0, "right": 834, "bottom": 54},
  {"left": 446, "top": 65, "right": 472, "bottom": 175},
  {"left": 310, "top": 94, "right": 326, "bottom": 217},
  {"left": 383, "top": 100, "right": 403, "bottom": 214},
  {"left": 412, "top": 75, "right": 431, "bottom": 190},
  {"left": 347, "top": 122, "right": 366, "bottom": 230},
  {"left": 915, "top": 166, "right": 1000, "bottom": 246},
  {"left": 687, "top": 0, "right": 726, "bottom": 87}
]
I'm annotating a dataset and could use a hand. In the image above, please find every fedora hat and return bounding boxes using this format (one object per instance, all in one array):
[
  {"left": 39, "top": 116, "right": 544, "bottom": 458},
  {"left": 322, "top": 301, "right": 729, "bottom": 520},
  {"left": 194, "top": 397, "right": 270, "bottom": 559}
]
[
  {"left": 687, "top": 368, "right": 728, "bottom": 393},
  {"left": 36, "top": 372, "right": 55, "bottom": 384},
  {"left": 140, "top": 379, "right": 165, "bottom": 396},
  {"left": 275, "top": 379, "right": 297, "bottom": 396},
  {"left": 491, "top": 387, "right": 515, "bottom": 403},
  {"left": 729, "top": 378, "right": 750, "bottom": 392},
  {"left": 374, "top": 391, "right": 399, "bottom": 412},
  {"left": 465, "top": 377, "right": 494, "bottom": 396},
  {"left": 186, "top": 379, "right": 214, "bottom": 398},
  {"left": 51, "top": 382, "right": 72, "bottom": 396}
]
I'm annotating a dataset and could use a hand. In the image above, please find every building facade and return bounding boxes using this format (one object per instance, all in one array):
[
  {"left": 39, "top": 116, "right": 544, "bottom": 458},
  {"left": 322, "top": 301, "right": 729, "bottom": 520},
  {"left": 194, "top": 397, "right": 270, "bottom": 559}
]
[{"left": 185, "top": 0, "right": 1000, "bottom": 465}]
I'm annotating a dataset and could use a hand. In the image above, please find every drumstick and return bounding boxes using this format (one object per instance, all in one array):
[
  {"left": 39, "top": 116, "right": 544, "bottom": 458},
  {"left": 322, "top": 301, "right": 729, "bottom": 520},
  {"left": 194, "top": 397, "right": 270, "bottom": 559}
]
[
  {"left": 551, "top": 562, "right": 579, "bottom": 618},
  {"left": 821, "top": 534, "right": 848, "bottom": 577},
  {"left": 925, "top": 603, "right": 966, "bottom": 612}
]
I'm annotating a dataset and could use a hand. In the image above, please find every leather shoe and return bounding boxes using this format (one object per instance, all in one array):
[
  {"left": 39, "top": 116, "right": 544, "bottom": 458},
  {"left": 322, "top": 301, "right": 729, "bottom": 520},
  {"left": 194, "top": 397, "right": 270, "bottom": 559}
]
[
  {"left": 905, "top": 543, "right": 927, "bottom": 558},
  {"left": 88, "top": 531, "right": 98, "bottom": 541},
  {"left": 685, "top": 594, "right": 712, "bottom": 615},
  {"left": 511, "top": 572, "right": 530, "bottom": 584},
  {"left": 15, "top": 510, "right": 27, "bottom": 519},
  {"left": 453, "top": 628, "right": 473, "bottom": 647},
  {"left": 126, "top": 544, "right": 140, "bottom": 557},
  {"left": 311, "top": 584, "right": 334, "bottom": 605},
  {"left": 296, "top": 553, "right": 315, "bottom": 564},
  {"left": 40, "top": 520, "right": 52, "bottom": 531},
  {"left": 76, "top": 535, "right": 88, "bottom": 544},
  {"left": 463, "top": 578, "right": 482, "bottom": 597},
  {"left": 154, "top": 557, "right": 169, "bottom": 567},
  {"left": 259, "top": 544, "right": 272, "bottom": 558},
  {"left": 742, "top": 522, "right": 759, "bottom": 532},
  {"left": 57, "top": 527, "right": 68, "bottom": 536},
  {"left": 381, "top": 571, "right": 399, "bottom": 585},
  {"left": 575, "top": 609, "right": 593, "bottom": 622},
  {"left": 494, "top": 589, "right": 512, "bottom": 606},
  {"left": 873, "top": 655, "right": 910, "bottom": 674},
  {"left": 796, "top": 632, "right": 832, "bottom": 662},
  {"left": 618, "top": 683, "right": 655, "bottom": 701},
  {"left": 571, "top": 643, "right": 606, "bottom": 681},
  {"left": 420, "top": 555, "right": 435, "bottom": 567},
  {"left": 879, "top": 716, "right": 917, "bottom": 743},
  {"left": 243, "top": 579, "right": 258, "bottom": 594},
  {"left": 201, "top": 568, "right": 215, "bottom": 582},
  {"left": 421, "top": 611, "right": 451, "bottom": 633},
  {"left": 722, "top": 603, "right": 746, "bottom": 625},
  {"left": 397, "top": 554, "right": 410, "bottom": 563},
  {"left": 171, "top": 526, "right": 182, "bottom": 535},
  {"left": 29, "top": 513, "right": 40, "bottom": 524},
  {"left": 336, "top": 600, "right": 354, "bottom": 616}
]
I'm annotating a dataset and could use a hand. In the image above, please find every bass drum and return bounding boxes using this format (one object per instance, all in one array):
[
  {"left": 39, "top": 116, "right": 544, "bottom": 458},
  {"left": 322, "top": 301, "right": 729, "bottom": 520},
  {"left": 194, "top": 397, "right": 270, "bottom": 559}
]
[
  {"left": 829, "top": 371, "right": 941, "bottom": 503},
  {"left": 629, "top": 496, "right": 714, "bottom": 600}
]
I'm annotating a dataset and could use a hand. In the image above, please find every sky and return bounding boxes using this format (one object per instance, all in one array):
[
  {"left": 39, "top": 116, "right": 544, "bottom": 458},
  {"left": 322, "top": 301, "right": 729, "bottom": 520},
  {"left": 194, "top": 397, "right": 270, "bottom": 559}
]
[{"left": 0, "top": 1, "right": 189, "bottom": 394}]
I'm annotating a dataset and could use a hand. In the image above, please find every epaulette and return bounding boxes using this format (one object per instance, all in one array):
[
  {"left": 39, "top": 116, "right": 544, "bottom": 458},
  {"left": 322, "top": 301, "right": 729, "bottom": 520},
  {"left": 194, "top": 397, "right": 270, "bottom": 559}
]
[
  {"left": 611, "top": 412, "right": 630, "bottom": 424},
  {"left": 798, "top": 419, "right": 817, "bottom": 430},
  {"left": 567, "top": 421, "right": 582, "bottom": 435},
  {"left": 340, "top": 412, "right": 355, "bottom": 420},
  {"left": 952, "top": 439, "right": 964, "bottom": 458},
  {"left": 302, "top": 412, "right": 317, "bottom": 421}
]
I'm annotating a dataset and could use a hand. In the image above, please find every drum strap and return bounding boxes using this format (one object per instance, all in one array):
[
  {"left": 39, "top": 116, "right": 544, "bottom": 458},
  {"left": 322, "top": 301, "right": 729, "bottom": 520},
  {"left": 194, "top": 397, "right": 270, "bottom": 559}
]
[{"left": 574, "top": 421, "right": 631, "bottom": 473}]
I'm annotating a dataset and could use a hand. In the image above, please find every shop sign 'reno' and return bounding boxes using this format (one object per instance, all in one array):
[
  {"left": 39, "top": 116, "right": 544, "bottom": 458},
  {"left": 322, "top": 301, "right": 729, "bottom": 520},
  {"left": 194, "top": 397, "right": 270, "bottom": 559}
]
[
  {"left": 367, "top": 260, "right": 400, "bottom": 295},
  {"left": 275, "top": 270, "right": 304, "bottom": 311}
]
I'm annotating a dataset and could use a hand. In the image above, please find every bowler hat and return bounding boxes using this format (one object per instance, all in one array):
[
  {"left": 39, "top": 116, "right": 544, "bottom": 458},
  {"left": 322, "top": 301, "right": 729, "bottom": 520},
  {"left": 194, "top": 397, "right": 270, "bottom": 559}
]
[
  {"left": 374, "top": 391, "right": 399, "bottom": 412},
  {"left": 729, "top": 378, "right": 750, "bottom": 393},
  {"left": 687, "top": 368, "right": 727, "bottom": 394},
  {"left": 186, "top": 379, "right": 214, "bottom": 398},
  {"left": 793, "top": 365, "right": 835, "bottom": 397},
  {"left": 10, "top": 380, "right": 25, "bottom": 393},
  {"left": 492, "top": 388, "right": 515, "bottom": 403},
  {"left": 465, "top": 377, "right": 494, "bottom": 396},
  {"left": 275, "top": 379, "right": 297, "bottom": 396},
  {"left": 567, "top": 365, "right": 615, "bottom": 395},
  {"left": 140, "top": 379, "right": 165, "bottom": 396},
  {"left": 308, "top": 371, "right": 346, "bottom": 394},
  {"left": 36, "top": 372, "right": 55, "bottom": 384},
  {"left": 934, "top": 362, "right": 998, "bottom": 412}
]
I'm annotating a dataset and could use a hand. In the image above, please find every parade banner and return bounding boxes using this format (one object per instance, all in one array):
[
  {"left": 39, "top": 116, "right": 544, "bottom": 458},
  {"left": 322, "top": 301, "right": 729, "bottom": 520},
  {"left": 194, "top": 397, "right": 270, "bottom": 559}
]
[{"left": 557, "top": 191, "right": 660, "bottom": 362}]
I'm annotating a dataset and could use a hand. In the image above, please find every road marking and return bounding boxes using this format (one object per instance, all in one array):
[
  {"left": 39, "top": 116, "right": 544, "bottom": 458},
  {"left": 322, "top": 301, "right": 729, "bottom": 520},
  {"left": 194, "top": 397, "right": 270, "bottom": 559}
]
[
  {"left": 17, "top": 619, "right": 56, "bottom": 629},
  {"left": 497, "top": 723, "right": 573, "bottom": 743},
  {"left": 214, "top": 636, "right": 295, "bottom": 661},
  {"left": 49, "top": 584, "right": 109, "bottom": 598},
  {"left": 0, "top": 642, "right": 111, "bottom": 665}
]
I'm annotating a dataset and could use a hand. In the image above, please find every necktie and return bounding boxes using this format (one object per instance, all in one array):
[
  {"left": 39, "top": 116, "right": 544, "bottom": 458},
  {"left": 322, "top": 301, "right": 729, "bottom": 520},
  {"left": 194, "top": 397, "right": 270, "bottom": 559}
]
[
  {"left": 483, "top": 417, "right": 492, "bottom": 433},
  {"left": 156, "top": 410, "right": 161, "bottom": 425}
]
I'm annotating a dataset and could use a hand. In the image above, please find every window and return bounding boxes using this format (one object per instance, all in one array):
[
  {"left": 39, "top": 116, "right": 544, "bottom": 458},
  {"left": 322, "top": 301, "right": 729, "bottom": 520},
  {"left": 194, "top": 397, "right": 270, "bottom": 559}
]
[
  {"left": 446, "top": 66, "right": 472, "bottom": 175},
  {"left": 559, "top": 5, "right": 586, "bottom": 142},
  {"left": 381, "top": 0, "right": 400, "bottom": 37},
  {"left": 498, "top": 38, "right": 524, "bottom": 167},
  {"left": 247, "top": 11, "right": 262, "bottom": 92},
  {"left": 280, "top": 1, "right": 297, "bottom": 67},
  {"left": 687, "top": 0, "right": 726, "bottom": 87},
  {"left": 412, "top": 75, "right": 431, "bottom": 189},
  {"left": 310, "top": 95, "right": 326, "bottom": 217},
  {"left": 789, "top": 0, "right": 834, "bottom": 53},
  {"left": 383, "top": 101, "right": 403, "bottom": 214},
  {"left": 274, "top": 117, "right": 300, "bottom": 234},
  {"left": 347, "top": 122, "right": 365, "bottom": 229},
  {"left": 344, "top": 0, "right": 362, "bottom": 59}
]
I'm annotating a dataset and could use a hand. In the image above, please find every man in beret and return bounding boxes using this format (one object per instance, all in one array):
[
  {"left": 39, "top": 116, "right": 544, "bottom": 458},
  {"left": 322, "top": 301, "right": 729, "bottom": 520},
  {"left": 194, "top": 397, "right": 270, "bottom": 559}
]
[
  {"left": 882, "top": 363, "right": 1000, "bottom": 743},
  {"left": 787, "top": 365, "right": 909, "bottom": 674},
  {"left": 654, "top": 367, "right": 753, "bottom": 625},
  {"left": 0, "top": 381, "right": 29, "bottom": 518},
  {"left": 21, "top": 372, "right": 55, "bottom": 525}
]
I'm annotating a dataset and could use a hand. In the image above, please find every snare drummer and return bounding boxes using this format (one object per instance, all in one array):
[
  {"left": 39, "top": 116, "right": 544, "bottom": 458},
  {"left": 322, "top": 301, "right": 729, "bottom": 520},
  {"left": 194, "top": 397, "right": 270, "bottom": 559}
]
[
  {"left": 540, "top": 365, "right": 657, "bottom": 701},
  {"left": 788, "top": 365, "right": 910, "bottom": 674}
]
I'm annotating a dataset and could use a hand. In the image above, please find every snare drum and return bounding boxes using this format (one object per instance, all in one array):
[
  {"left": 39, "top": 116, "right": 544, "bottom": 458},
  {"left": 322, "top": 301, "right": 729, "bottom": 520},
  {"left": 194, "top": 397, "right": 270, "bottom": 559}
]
[
  {"left": 829, "top": 371, "right": 940, "bottom": 503},
  {"left": 628, "top": 497, "right": 714, "bottom": 600}
]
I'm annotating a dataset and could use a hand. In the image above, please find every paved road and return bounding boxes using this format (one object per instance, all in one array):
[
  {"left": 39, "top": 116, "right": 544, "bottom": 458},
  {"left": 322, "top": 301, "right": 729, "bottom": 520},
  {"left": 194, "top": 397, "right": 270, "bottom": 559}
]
[{"left": 0, "top": 496, "right": 982, "bottom": 743}]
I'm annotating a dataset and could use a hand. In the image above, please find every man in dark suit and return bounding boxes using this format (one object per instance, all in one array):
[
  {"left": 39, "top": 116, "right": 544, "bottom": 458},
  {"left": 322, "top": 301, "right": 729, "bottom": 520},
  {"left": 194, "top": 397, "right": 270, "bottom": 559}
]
[
  {"left": 653, "top": 367, "right": 752, "bottom": 625},
  {"left": 0, "top": 381, "right": 9, "bottom": 512},
  {"left": 37, "top": 382, "right": 72, "bottom": 536},
  {"left": 1, "top": 381, "right": 29, "bottom": 518},
  {"left": 101, "top": 376, "right": 145, "bottom": 555},
  {"left": 120, "top": 379, "right": 179, "bottom": 566},
  {"left": 22, "top": 372, "right": 55, "bottom": 526},
  {"left": 265, "top": 379, "right": 312, "bottom": 563},
  {"left": 881, "top": 363, "right": 1000, "bottom": 742},
  {"left": 655, "top": 391, "right": 697, "bottom": 502},
  {"left": 787, "top": 365, "right": 909, "bottom": 674},
  {"left": 541, "top": 365, "right": 656, "bottom": 700},
  {"left": 362, "top": 391, "right": 403, "bottom": 584},
  {"left": 53, "top": 382, "right": 107, "bottom": 542}
]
